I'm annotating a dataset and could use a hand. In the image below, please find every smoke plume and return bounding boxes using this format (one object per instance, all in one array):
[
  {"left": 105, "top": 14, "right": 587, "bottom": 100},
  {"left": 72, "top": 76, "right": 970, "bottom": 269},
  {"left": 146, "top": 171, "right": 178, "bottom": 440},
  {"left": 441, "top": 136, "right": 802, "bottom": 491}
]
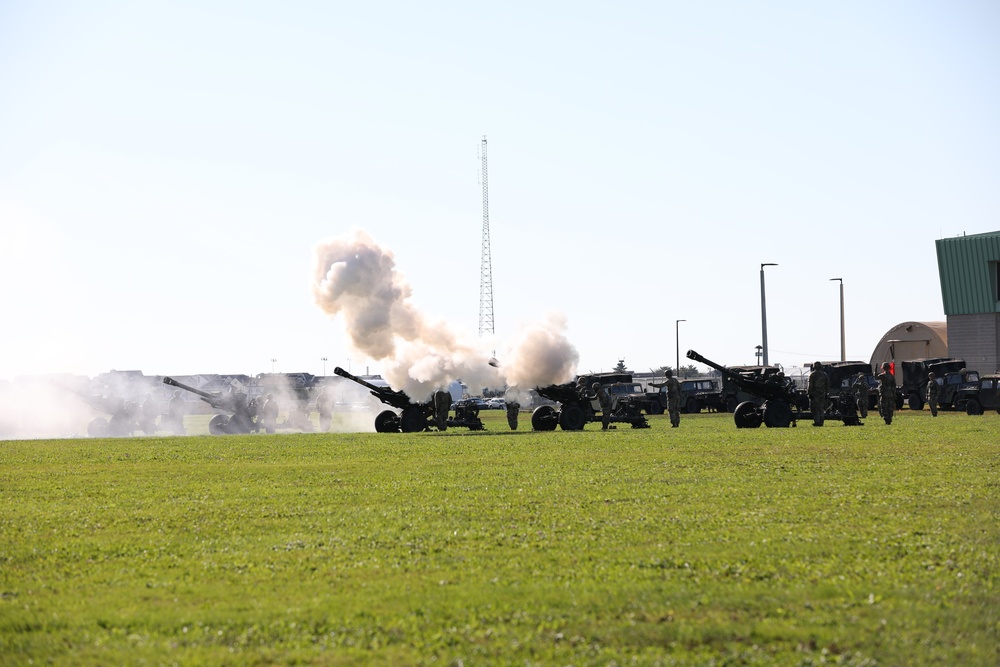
[{"left": 311, "top": 228, "right": 578, "bottom": 399}]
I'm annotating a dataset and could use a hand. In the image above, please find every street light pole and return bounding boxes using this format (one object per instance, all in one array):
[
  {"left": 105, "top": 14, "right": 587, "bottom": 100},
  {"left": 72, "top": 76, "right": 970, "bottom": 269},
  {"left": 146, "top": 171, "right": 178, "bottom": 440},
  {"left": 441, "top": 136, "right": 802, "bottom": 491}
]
[
  {"left": 830, "top": 278, "right": 845, "bottom": 361},
  {"left": 321, "top": 356, "right": 328, "bottom": 376},
  {"left": 270, "top": 358, "right": 276, "bottom": 374},
  {"left": 675, "top": 319, "right": 686, "bottom": 378},
  {"left": 760, "top": 263, "right": 778, "bottom": 366}
]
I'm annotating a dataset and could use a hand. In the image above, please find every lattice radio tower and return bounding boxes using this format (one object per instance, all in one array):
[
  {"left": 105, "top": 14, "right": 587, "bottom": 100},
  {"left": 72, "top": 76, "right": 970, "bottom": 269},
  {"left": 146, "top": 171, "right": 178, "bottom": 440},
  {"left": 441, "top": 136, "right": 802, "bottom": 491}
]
[{"left": 478, "top": 136, "right": 494, "bottom": 338}]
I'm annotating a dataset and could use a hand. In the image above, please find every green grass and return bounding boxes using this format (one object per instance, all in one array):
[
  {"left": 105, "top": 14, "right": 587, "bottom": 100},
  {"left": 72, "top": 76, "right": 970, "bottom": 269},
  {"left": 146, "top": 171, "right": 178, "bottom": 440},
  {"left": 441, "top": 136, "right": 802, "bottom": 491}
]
[{"left": 1, "top": 410, "right": 997, "bottom": 666}]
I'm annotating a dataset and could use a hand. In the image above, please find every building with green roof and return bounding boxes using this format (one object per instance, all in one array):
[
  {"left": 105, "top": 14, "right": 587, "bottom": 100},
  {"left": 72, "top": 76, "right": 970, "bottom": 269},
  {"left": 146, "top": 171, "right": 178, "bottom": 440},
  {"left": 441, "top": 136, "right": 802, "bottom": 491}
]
[{"left": 935, "top": 231, "right": 1000, "bottom": 374}]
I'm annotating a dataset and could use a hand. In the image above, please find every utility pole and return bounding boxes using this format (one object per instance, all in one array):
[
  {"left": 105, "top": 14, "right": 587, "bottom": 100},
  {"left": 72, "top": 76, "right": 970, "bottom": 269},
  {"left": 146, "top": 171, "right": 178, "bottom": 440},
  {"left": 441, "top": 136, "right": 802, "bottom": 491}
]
[{"left": 478, "top": 136, "right": 494, "bottom": 340}]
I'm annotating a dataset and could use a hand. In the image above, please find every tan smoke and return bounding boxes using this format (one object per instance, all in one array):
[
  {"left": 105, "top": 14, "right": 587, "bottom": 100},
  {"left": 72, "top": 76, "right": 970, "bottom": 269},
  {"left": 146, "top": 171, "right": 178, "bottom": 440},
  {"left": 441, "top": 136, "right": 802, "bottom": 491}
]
[{"left": 311, "top": 228, "right": 578, "bottom": 399}]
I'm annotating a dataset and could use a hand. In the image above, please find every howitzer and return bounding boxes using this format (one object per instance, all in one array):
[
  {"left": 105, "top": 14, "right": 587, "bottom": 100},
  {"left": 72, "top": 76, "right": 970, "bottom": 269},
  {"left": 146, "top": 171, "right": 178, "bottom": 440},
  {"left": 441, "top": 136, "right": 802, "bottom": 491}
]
[
  {"left": 54, "top": 382, "right": 138, "bottom": 437},
  {"left": 685, "top": 350, "right": 861, "bottom": 428},
  {"left": 333, "top": 367, "right": 483, "bottom": 433},
  {"left": 163, "top": 377, "right": 257, "bottom": 435},
  {"left": 531, "top": 382, "right": 649, "bottom": 431}
]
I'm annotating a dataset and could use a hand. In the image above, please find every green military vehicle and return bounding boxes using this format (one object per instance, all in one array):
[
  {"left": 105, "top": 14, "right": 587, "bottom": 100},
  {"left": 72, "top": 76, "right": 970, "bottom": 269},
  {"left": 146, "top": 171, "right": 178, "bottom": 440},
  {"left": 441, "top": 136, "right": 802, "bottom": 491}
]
[
  {"left": 960, "top": 374, "right": 1000, "bottom": 415},
  {"left": 676, "top": 378, "right": 724, "bottom": 414},
  {"left": 821, "top": 361, "right": 877, "bottom": 410},
  {"left": 898, "top": 358, "right": 975, "bottom": 411}
]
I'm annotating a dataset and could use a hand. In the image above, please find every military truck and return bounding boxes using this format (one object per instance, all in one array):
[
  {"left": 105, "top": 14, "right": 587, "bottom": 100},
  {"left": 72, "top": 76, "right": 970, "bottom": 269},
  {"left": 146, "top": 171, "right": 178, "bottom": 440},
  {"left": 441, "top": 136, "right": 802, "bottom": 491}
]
[
  {"left": 577, "top": 371, "right": 669, "bottom": 415},
  {"left": 960, "top": 374, "right": 1000, "bottom": 415},
  {"left": 821, "top": 361, "right": 877, "bottom": 410},
  {"left": 676, "top": 378, "right": 724, "bottom": 414},
  {"left": 897, "top": 358, "right": 969, "bottom": 410}
]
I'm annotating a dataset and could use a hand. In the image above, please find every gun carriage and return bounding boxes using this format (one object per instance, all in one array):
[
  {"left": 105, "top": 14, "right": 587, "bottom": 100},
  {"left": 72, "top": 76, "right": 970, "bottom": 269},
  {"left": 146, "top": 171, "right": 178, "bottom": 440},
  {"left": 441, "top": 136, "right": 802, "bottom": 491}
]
[
  {"left": 530, "top": 382, "right": 650, "bottom": 431},
  {"left": 56, "top": 383, "right": 139, "bottom": 437},
  {"left": 163, "top": 377, "right": 257, "bottom": 435},
  {"left": 686, "top": 350, "right": 861, "bottom": 427},
  {"left": 333, "top": 367, "right": 484, "bottom": 432}
]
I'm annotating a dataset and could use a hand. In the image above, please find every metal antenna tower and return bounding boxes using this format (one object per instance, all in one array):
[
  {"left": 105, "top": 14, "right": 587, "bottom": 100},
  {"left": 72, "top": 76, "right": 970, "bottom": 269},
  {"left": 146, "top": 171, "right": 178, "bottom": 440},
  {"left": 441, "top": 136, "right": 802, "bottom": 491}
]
[{"left": 478, "top": 136, "right": 494, "bottom": 338}]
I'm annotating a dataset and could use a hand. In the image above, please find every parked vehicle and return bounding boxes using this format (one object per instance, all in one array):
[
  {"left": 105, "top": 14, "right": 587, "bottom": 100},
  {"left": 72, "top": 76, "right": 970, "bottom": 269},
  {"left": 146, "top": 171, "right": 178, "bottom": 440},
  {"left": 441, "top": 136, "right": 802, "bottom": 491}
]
[
  {"left": 897, "top": 358, "right": 968, "bottom": 410},
  {"left": 960, "top": 374, "right": 1000, "bottom": 415},
  {"left": 676, "top": 378, "right": 724, "bottom": 414}
]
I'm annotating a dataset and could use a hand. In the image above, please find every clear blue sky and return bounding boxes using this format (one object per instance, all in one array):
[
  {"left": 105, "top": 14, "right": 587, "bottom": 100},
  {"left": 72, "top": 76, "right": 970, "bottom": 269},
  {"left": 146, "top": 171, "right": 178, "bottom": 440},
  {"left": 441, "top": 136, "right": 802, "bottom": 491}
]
[{"left": 2, "top": 1, "right": 998, "bottom": 383}]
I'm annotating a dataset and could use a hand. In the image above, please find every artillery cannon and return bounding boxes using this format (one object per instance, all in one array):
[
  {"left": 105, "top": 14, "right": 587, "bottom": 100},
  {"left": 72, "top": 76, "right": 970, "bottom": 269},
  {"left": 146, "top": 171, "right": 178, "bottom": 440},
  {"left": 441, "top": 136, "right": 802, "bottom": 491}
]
[
  {"left": 530, "top": 382, "right": 650, "bottom": 431},
  {"left": 685, "top": 349, "right": 861, "bottom": 428},
  {"left": 163, "top": 377, "right": 257, "bottom": 435},
  {"left": 56, "top": 382, "right": 139, "bottom": 437},
  {"left": 333, "top": 367, "right": 484, "bottom": 432}
]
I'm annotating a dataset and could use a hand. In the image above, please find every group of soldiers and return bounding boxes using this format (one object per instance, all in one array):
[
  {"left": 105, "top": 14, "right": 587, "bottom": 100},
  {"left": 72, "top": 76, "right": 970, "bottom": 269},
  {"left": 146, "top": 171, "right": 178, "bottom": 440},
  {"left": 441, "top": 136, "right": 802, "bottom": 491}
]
[{"left": 807, "top": 361, "right": 900, "bottom": 426}]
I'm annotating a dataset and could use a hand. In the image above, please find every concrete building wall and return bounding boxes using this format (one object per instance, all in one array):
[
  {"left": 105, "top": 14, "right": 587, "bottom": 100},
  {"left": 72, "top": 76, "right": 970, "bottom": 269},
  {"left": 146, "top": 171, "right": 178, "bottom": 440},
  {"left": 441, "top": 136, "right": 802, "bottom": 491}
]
[{"left": 947, "top": 313, "right": 1000, "bottom": 374}]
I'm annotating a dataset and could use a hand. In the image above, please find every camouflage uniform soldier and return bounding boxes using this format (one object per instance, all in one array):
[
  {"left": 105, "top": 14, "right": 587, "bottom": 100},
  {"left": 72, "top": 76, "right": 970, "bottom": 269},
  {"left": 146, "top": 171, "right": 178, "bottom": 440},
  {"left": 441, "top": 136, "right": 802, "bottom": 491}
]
[
  {"left": 315, "top": 386, "right": 334, "bottom": 432},
  {"left": 851, "top": 372, "right": 869, "bottom": 418},
  {"left": 165, "top": 390, "right": 186, "bottom": 435},
  {"left": 433, "top": 390, "right": 452, "bottom": 431},
  {"left": 877, "top": 362, "right": 896, "bottom": 425},
  {"left": 260, "top": 393, "right": 280, "bottom": 433},
  {"left": 926, "top": 371, "right": 940, "bottom": 417},
  {"left": 592, "top": 382, "right": 613, "bottom": 430},
  {"left": 807, "top": 361, "right": 830, "bottom": 426},
  {"left": 504, "top": 388, "right": 520, "bottom": 431},
  {"left": 650, "top": 370, "right": 681, "bottom": 427}
]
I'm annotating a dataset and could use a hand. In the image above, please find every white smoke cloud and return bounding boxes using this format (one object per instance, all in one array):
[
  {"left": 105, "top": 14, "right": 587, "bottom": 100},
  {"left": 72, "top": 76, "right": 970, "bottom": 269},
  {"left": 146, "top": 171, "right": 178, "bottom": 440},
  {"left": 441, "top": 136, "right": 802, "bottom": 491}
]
[{"left": 311, "top": 228, "right": 579, "bottom": 399}]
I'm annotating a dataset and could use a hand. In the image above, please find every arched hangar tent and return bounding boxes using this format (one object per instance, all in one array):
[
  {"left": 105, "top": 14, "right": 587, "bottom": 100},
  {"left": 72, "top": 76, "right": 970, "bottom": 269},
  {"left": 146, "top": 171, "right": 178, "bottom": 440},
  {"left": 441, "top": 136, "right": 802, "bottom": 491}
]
[{"left": 870, "top": 322, "right": 948, "bottom": 370}]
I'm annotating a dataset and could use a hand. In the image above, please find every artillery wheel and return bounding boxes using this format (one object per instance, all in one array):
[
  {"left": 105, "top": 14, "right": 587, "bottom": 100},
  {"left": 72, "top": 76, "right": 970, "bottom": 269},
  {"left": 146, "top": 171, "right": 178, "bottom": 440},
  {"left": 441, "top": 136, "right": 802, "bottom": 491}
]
[
  {"left": 648, "top": 402, "right": 664, "bottom": 415},
  {"left": 531, "top": 405, "right": 558, "bottom": 431},
  {"left": 87, "top": 417, "right": 109, "bottom": 438},
  {"left": 965, "top": 398, "right": 983, "bottom": 416},
  {"left": 762, "top": 400, "right": 792, "bottom": 428},
  {"left": 559, "top": 404, "right": 587, "bottom": 431},
  {"left": 374, "top": 410, "right": 400, "bottom": 433},
  {"left": 733, "top": 401, "right": 763, "bottom": 429},
  {"left": 208, "top": 414, "right": 230, "bottom": 435},
  {"left": 908, "top": 394, "right": 924, "bottom": 411},
  {"left": 400, "top": 407, "right": 428, "bottom": 433},
  {"left": 685, "top": 398, "right": 699, "bottom": 414}
]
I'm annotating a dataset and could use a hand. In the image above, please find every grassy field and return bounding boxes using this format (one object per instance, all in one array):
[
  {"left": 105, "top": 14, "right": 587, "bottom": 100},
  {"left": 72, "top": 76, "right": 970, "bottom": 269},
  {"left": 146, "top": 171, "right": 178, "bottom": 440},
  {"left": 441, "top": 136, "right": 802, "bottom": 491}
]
[{"left": 1, "top": 410, "right": 997, "bottom": 666}]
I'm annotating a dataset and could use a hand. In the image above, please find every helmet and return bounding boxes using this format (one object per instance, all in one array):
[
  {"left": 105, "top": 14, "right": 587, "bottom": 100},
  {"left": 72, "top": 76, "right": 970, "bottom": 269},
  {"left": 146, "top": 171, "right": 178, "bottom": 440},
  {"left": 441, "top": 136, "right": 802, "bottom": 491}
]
[
  {"left": 813, "top": 361, "right": 823, "bottom": 369},
  {"left": 927, "top": 372, "right": 936, "bottom": 379},
  {"left": 882, "top": 362, "right": 891, "bottom": 370},
  {"left": 592, "top": 382, "right": 600, "bottom": 390},
  {"left": 665, "top": 369, "right": 673, "bottom": 377}
]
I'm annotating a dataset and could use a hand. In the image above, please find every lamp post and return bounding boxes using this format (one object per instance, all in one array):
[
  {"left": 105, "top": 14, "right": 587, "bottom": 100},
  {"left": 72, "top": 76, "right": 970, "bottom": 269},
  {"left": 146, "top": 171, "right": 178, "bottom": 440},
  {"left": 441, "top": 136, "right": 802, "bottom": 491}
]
[
  {"left": 760, "top": 263, "right": 778, "bottom": 366},
  {"left": 321, "top": 356, "right": 328, "bottom": 376},
  {"left": 270, "top": 358, "right": 276, "bottom": 374},
  {"left": 675, "top": 319, "right": 686, "bottom": 378},
  {"left": 755, "top": 345, "right": 763, "bottom": 365},
  {"left": 830, "top": 278, "right": 845, "bottom": 361}
]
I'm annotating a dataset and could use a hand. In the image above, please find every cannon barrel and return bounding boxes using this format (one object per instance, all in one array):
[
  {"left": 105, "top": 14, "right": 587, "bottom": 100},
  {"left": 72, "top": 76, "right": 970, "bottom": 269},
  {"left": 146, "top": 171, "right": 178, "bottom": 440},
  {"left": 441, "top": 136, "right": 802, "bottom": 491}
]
[
  {"left": 163, "top": 376, "right": 246, "bottom": 413},
  {"left": 163, "top": 376, "right": 215, "bottom": 402},
  {"left": 686, "top": 349, "right": 741, "bottom": 381},
  {"left": 686, "top": 349, "right": 791, "bottom": 403},
  {"left": 333, "top": 366, "right": 414, "bottom": 410}
]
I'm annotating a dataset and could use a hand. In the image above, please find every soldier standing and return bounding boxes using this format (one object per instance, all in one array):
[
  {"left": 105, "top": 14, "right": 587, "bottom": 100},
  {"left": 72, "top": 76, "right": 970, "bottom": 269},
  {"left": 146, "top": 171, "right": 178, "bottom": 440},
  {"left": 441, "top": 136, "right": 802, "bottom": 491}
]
[
  {"left": 315, "top": 385, "right": 334, "bottom": 432},
  {"left": 591, "top": 382, "right": 613, "bottom": 430},
  {"left": 166, "top": 390, "right": 186, "bottom": 435},
  {"left": 926, "top": 371, "right": 940, "bottom": 417},
  {"left": 504, "top": 388, "right": 520, "bottom": 430},
  {"left": 877, "top": 362, "right": 896, "bottom": 425},
  {"left": 260, "top": 393, "right": 280, "bottom": 433},
  {"left": 650, "top": 369, "right": 681, "bottom": 428},
  {"left": 433, "top": 390, "right": 452, "bottom": 431},
  {"left": 807, "top": 361, "right": 829, "bottom": 427},
  {"left": 852, "top": 372, "right": 869, "bottom": 418}
]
